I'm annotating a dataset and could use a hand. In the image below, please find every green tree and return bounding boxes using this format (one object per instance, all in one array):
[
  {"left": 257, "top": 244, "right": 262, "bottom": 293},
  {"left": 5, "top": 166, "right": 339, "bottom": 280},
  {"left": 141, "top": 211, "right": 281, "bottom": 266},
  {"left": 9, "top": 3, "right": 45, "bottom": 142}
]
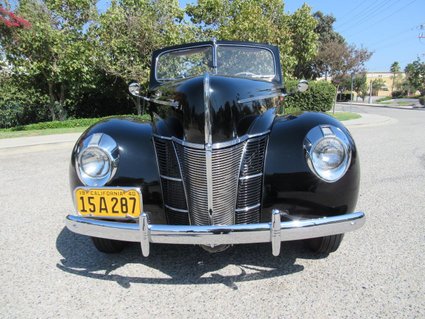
[
  {"left": 371, "top": 78, "right": 385, "bottom": 96},
  {"left": 289, "top": 4, "right": 319, "bottom": 79},
  {"left": 313, "top": 11, "right": 344, "bottom": 44},
  {"left": 390, "top": 61, "right": 401, "bottom": 92},
  {"left": 90, "top": 0, "right": 190, "bottom": 114},
  {"left": 340, "top": 73, "right": 367, "bottom": 101},
  {"left": 186, "top": 0, "right": 318, "bottom": 79},
  {"left": 302, "top": 11, "right": 344, "bottom": 79},
  {"left": 0, "top": 0, "right": 97, "bottom": 121},
  {"left": 404, "top": 58, "right": 425, "bottom": 95}
]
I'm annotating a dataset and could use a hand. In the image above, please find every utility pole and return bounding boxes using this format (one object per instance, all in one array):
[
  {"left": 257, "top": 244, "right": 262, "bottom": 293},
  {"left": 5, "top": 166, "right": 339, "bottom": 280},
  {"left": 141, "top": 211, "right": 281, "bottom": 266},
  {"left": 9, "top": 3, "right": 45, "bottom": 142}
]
[
  {"left": 350, "top": 72, "right": 354, "bottom": 102},
  {"left": 419, "top": 24, "right": 425, "bottom": 39},
  {"left": 368, "top": 80, "right": 372, "bottom": 104}
]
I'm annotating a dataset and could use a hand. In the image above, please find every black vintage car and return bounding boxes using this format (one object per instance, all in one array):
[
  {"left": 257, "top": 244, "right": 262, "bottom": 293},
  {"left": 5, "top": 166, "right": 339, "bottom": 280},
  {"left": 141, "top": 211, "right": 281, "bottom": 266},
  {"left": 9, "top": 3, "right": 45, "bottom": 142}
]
[{"left": 66, "top": 40, "right": 365, "bottom": 257}]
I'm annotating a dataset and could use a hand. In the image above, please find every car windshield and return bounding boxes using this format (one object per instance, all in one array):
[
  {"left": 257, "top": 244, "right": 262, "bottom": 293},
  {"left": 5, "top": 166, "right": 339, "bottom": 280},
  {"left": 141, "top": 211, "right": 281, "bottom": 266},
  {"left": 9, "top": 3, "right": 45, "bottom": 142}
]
[{"left": 156, "top": 45, "right": 275, "bottom": 81}]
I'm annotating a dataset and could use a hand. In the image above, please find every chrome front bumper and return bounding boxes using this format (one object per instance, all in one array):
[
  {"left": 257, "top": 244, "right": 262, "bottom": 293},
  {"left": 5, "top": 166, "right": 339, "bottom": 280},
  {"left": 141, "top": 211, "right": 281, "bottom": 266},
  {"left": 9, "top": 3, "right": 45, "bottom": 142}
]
[{"left": 66, "top": 210, "right": 365, "bottom": 257}]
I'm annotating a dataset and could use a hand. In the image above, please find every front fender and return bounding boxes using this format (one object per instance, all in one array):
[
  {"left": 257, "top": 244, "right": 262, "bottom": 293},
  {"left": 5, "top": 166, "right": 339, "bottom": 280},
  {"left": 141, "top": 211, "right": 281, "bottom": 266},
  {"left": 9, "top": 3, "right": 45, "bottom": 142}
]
[
  {"left": 262, "top": 112, "right": 360, "bottom": 221},
  {"left": 69, "top": 118, "right": 166, "bottom": 224}
]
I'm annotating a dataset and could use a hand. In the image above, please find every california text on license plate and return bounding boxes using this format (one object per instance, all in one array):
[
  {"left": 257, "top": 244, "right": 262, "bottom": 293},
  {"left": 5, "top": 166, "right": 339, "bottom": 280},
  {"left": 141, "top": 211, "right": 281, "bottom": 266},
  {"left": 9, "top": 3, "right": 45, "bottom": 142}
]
[{"left": 74, "top": 187, "right": 142, "bottom": 218}]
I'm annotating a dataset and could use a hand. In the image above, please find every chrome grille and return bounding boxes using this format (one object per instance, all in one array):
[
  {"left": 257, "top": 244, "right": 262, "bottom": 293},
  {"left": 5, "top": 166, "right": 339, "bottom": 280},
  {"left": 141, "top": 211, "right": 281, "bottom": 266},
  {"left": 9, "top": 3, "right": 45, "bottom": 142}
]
[
  {"left": 153, "top": 138, "right": 189, "bottom": 225},
  {"left": 154, "top": 134, "right": 268, "bottom": 226},
  {"left": 236, "top": 136, "right": 268, "bottom": 224}
]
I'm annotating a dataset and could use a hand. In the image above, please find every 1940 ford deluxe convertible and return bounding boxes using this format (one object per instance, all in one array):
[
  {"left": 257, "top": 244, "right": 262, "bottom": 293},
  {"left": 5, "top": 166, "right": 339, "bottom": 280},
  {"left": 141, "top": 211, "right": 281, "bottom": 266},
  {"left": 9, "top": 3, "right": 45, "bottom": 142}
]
[{"left": 66, "top": 40, "right": 365, "bottom": 257}]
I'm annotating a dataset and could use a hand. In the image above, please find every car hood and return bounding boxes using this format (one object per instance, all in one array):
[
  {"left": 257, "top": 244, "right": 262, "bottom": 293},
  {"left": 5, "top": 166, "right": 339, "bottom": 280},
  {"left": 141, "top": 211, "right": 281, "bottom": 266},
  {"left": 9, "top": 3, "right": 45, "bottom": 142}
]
[{"left": 150, "top": 74, "right": 281, "bottom": 145}]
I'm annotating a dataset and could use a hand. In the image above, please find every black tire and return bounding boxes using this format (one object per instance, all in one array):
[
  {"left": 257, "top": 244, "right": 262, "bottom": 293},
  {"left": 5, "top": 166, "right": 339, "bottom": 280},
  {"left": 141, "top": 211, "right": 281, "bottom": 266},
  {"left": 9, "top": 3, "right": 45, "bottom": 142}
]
[
  {"left": 91, "top": 237, "right": 127, "bottom": 253},
  {"left": 305, "top": 234, "right": 344, "bottom": 254}
]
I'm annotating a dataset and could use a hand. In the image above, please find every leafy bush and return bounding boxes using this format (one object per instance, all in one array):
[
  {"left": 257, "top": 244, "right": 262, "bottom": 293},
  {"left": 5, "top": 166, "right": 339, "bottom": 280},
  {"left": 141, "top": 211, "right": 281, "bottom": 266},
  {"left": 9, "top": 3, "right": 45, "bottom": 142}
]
[
  {"left": 391, "top": 90, "right": 407, "bottom": 98},
  {"left": 2, "top": 114, "right": 151, "bottom": 132},
  {"left": 419, "top": 96, "right": 425, "bottom": 106},
  {"left": 336, "top": 93, "right": 352, "bottom": 102},
  {"left": 283, "top": 80, "right": 336, "bottom": 113}
]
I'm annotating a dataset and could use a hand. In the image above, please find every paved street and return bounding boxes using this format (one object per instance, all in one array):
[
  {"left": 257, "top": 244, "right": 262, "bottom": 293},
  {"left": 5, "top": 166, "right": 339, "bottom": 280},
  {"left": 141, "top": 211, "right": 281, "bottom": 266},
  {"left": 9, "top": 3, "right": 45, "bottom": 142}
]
[{"left": 0, "top": 105, "right": 424, "bottom": 318}]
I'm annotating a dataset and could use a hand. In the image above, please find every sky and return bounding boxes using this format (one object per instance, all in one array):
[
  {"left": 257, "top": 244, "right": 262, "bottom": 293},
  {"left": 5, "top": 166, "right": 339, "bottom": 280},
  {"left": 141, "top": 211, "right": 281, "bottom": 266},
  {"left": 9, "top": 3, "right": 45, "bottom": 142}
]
[{"left": 179, "top": 0, "right": 425, "bottom": 72}]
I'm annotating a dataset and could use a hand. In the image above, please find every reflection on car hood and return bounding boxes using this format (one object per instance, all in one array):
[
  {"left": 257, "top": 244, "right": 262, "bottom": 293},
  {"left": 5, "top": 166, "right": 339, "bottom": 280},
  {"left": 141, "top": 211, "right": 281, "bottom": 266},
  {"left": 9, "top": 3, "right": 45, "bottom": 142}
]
[{"left": 151, "top": 74, "right": 281, "bottom": 145}]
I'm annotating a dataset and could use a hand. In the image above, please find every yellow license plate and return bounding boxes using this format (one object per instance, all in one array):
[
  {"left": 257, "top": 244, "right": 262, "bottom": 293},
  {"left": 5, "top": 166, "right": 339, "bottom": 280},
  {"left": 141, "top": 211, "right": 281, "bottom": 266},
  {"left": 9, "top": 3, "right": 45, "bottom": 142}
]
[{"left": 74, "top": 187, "right": 142, "bottom": 218}]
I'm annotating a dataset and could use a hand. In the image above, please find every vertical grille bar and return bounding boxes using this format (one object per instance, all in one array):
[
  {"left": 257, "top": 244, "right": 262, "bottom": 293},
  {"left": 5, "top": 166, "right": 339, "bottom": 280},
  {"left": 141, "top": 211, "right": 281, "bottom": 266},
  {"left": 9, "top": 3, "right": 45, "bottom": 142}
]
[{"left": 154, "top": 134, "right": 268, "bottom": 226}]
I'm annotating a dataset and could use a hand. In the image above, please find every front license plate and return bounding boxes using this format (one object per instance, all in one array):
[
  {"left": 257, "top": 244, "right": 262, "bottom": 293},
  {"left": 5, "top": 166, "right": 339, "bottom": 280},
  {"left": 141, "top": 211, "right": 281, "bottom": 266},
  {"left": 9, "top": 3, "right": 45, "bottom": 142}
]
[{"left": 74, "top": 187, "right": 142, "bottom": 218}]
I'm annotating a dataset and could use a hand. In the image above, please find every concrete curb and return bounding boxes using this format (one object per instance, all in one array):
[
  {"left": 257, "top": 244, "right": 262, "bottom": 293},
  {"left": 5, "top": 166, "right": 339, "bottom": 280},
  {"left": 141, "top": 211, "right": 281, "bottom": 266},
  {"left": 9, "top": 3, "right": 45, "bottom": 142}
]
[
  {"left": 339, "top": 101, "right": 425, "bottom": 111},
  {"left": 342, "top": 112, "right": 397, "bottom": 128}
]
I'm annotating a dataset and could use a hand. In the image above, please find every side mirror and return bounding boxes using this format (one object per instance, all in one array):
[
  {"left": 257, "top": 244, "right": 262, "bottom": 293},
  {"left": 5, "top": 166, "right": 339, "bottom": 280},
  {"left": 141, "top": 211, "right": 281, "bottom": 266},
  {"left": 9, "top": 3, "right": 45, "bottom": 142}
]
[
  {"left": 128, "top": 81, "right": 141, "bottom": 97},
  {"left": 297, "top": 80, "right": 308, "bottom": 93}
]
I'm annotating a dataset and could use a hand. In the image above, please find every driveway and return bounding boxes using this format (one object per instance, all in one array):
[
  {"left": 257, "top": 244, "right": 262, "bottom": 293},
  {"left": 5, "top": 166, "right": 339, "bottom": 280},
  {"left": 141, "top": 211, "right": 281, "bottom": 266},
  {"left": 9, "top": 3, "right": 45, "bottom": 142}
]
[{"left": 0, "top": 105, "right": 424, "bottom": 318}]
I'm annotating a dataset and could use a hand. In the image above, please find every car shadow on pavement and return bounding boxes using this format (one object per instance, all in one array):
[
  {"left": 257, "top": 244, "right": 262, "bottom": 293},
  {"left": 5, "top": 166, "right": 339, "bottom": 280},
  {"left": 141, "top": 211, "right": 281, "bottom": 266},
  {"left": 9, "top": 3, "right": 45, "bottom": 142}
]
[{"left": 56, "top": 227, "right": 327, "bottom": 289}]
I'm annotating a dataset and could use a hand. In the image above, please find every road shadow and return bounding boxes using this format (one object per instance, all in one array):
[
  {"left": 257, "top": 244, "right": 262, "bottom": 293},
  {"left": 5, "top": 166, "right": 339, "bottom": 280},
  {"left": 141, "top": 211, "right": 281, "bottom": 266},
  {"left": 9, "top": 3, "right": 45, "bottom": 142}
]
[{"left": 56, "top": 227, "right": 327, "bottom": 289}]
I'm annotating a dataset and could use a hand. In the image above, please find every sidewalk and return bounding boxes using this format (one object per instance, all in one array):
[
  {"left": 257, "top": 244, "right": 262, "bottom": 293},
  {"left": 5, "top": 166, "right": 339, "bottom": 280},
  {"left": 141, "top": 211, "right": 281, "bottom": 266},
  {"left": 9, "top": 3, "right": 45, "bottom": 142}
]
[
  {"left": 342, "top": 112, "right": 397, "bottom": 128},
  {"left": 0, "top": 132, "right": 81, "bottom": 150},
  {"left": 340, "top": 101, "right": 424, "bottom": 110}
]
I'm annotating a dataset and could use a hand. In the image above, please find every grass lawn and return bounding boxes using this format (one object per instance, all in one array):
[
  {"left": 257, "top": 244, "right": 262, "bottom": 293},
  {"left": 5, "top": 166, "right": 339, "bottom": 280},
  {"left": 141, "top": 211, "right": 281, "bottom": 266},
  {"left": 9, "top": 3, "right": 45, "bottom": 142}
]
[
  {"left": 327, "top": 112, "right": 361, "bottom": 121},
  {"left": 0, "top": 127, "right": 88, "bottom": 139},
  {"left": 378, "top": 101, "right": 414, "bottom": 106},
  {"left": 0, "top": 112, "right": 361, "bottom": 139}
]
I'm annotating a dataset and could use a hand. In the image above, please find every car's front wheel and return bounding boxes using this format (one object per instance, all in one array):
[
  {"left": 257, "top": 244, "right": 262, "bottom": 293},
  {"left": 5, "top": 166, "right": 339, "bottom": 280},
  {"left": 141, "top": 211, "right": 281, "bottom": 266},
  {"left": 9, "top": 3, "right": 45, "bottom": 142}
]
[
  {"left": 305, "top": 234, "right": 344, "bottom": 254},
  {"left": 91, "top": 237, "right": 127, "bottom": 253}
]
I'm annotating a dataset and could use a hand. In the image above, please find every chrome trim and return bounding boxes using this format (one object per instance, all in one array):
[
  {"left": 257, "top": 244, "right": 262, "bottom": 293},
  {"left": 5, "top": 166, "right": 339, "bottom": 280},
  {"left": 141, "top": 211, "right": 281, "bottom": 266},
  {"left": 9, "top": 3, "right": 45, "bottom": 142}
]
[
  {"left": 204, "top": 73, "right": 212, "bottom": 146},
  {"left": 76, "top": 133, "right": 119, "bottom": 187},
  {"left": 239, "top": 172, "right": 263, "bottom": 181},
  {"left": 152, "top": 131, "right": 270, "bottom": 150},
  {"left": 149, "top": 98, "right": 179, "bottom": 109},
  {"left": 235, "top": 203, "right": 261, "bottom": 213},
  {"left": 164, "top": 204, "right": 189, "bottom": 214},
  {"left": 271, "top": 210, "right": 282, "bottom": 256},
  {"left": 212, "top": 38, "right": 217, "bottom": 71},
  {"left": 238, "top": 93, "right": 284, "bottom": 104},
  {"left": 204, "top": 73, "right": 214, "bottom": 224},
  {"left": 171, "top": 141, "right": 191, "bottom": 225},
  {"left": 140, "top": 213, "right": 150, "bottom": 257},
  {"left": 160, "top": 175, "right": 182, "bottom": 182},
  {"left": 304, "top": 125, "right": 352, "bottom": 183},
  {"left": 66, "top": 211, "right": 366, "bottom": 257}
]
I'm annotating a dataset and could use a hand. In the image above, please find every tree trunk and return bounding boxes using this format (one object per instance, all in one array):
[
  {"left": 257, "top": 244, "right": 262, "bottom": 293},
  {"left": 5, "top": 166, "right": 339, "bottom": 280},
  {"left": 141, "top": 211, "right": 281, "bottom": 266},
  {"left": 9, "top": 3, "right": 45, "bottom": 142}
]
[
  {"left": 47, "top": 82, "right": 57, "bottom": 121},
  {"left": 132, "top": 97, "right": 141, "bottom": 115},
  {"left": 58, "top": 83, "right": 66, "bottom": 121},
  {"left": 333, "top": 84, "right": 339, "bottom": 114}
]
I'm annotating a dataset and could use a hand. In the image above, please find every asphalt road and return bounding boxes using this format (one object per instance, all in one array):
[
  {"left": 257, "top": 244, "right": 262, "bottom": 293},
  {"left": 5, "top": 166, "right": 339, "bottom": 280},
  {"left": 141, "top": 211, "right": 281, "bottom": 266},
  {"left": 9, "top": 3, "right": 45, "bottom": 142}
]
[{"left": 1, "top": 105, "right": 424, "bottom": 318}]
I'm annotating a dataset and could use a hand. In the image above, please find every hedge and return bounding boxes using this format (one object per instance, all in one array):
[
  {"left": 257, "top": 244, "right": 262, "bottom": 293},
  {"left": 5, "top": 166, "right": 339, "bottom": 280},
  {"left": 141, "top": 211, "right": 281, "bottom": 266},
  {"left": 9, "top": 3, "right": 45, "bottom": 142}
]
[
  {"left": 283, "top": 80, "right": 336, "bottom": 113},
  {"left": 1, "top": 114, "right": 151, "bottom": 132}
]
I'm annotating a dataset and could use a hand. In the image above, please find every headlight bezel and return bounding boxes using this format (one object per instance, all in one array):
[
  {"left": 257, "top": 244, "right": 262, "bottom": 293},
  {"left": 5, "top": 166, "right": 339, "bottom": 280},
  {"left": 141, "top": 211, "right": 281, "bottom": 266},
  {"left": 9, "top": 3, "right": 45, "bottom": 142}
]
[
  {"left": 304, "top": 125, "right": 352, "bottom": 183},
  {"left": 76, "top": 133, "right": 119, "bottom": 186}
]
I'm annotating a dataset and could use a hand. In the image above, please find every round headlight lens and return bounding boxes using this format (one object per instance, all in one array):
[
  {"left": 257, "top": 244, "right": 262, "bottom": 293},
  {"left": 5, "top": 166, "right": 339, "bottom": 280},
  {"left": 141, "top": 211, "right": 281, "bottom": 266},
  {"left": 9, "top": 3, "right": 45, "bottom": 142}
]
[
  {"left": 80, "top": 147, "right": 110, "bottom": 178},
  {"left": 304, "top": 125, "right": 352, "bottom": 183},
  {"left": 312, "top": 138, "right": 345, "bottom": 171}
]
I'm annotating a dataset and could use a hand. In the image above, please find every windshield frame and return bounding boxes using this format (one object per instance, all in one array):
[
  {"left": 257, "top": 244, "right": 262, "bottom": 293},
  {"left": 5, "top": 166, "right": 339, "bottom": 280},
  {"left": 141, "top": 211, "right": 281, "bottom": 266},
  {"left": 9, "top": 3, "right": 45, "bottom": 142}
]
[{"left": 153, "top": 41, "right": 280, "bottom": 86}]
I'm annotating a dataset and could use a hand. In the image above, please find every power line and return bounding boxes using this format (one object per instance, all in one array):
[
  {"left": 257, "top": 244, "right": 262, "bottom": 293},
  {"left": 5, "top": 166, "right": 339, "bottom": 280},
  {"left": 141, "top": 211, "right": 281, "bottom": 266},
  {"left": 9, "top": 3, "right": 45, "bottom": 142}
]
[
  {"left": 346, "top": 0, "right": 419, "bottom": 35},
  {"left": 336, "top": 0, "right": 396, "bottom": 31},
  {"left": 367, "top": 25, "right": 417, "bottom": 49}
]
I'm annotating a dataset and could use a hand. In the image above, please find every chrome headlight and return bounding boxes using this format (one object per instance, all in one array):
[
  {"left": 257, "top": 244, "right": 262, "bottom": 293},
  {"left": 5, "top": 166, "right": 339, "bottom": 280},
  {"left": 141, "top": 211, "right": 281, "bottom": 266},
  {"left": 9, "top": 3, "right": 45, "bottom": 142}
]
[
  {"left": 76, "top": 133, "right": 119, "bottom": 186},
  {"left": 304, "top": 125, "right": 352, "bottom": 182}
]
